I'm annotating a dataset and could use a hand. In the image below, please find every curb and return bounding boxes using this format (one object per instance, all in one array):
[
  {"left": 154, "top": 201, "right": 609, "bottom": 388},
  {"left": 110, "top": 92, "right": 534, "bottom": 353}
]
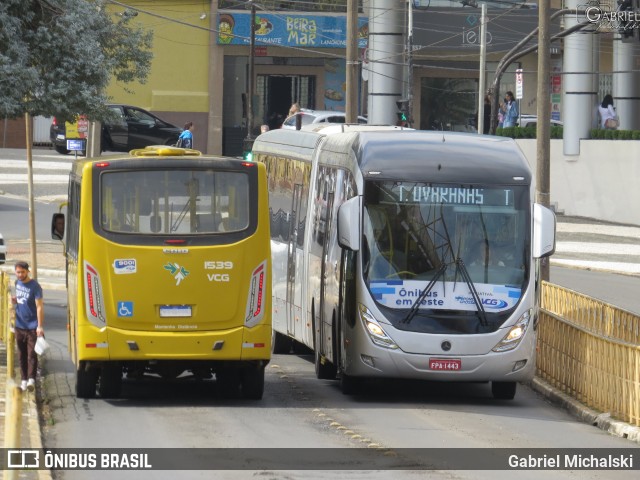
[{"left": 530, "top": 377, "right": 640, "bottom": 444}]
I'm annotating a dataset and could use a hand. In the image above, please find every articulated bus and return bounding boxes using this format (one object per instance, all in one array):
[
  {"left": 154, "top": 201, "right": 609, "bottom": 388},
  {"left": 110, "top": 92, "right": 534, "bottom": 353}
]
[
  {"left": 251, "top": 125, "right": 555, "bottom": 399},
  {"left": 53, "top": 146, "right": 271, "bottom": 399}
]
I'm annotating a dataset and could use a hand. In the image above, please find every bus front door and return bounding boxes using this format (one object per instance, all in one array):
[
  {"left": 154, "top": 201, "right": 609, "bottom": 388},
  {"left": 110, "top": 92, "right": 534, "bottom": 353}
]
[
  {"left": 316, "top": 191, "right": 337, "bottom": 378},
  {"left": 286, "top": 184, "right": 303, "bottom": 340}
]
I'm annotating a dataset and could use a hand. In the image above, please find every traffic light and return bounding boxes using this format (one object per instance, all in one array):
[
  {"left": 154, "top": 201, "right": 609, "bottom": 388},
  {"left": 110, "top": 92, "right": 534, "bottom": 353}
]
[
  {"left": 242, "top": 137, "right": 255, "bottom": 162},
  {"left": 396, "top": 99, "right": 410, "bottom": 127}
]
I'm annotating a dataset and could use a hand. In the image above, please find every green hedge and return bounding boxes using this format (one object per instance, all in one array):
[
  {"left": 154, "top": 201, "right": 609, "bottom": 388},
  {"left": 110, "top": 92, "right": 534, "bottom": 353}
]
[
  {"left": 588, "top": 129, "right": 640, "bottom": 140},
  {"left": 495, "top": 126, "right": 563, "bottom": 139},
  {"left": 496, "top": 127, "right": 640, "bottom": 140}
]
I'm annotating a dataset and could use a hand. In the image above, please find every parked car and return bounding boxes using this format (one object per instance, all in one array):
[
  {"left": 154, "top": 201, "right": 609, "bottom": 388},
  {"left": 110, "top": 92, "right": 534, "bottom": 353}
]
[
  {"left": 0, "top": 233, "right": 6, "bottom": 264},
  {"left": 281, "top": 109, "right": 368, "bottom": 130},
  {"left": 50, "top": 104, "right": 182, "bottom": 154},
  {"left": 518, "top": 115, "right": 564, "bottom": 128}
]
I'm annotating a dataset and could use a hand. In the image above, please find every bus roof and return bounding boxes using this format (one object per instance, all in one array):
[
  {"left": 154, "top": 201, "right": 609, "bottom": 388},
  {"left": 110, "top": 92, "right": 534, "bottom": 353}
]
[
  {"left": 253, "top": 127, "right": 532, "bottom": 185},
  {"left": 69, "top": 147, "right": 258, "bottom": 177}
]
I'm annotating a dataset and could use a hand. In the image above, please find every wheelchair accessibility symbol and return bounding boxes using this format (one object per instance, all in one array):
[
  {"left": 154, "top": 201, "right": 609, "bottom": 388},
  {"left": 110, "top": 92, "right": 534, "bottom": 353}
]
[{"left": 118, "top": 301, "right": 134, "bottom": 317}]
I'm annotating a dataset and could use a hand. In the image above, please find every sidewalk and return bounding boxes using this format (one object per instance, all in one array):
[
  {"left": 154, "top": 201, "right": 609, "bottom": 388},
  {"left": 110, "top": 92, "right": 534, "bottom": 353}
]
[{"left": 0, "top": 343, "right": 47, "bottom": 479}]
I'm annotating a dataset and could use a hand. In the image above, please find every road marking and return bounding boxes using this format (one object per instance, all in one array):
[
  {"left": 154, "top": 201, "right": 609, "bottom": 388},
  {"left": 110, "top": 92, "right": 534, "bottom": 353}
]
[
  {"left": 555, "top": 241, "right": 640, "bottom": 256},
  {"left": 0, "top": 159, "right": 73, "bottom": 170},
  {"left": 557, "top": 223, "right": 640, "bottom": 237},
  {"left": 0, "top": 174, "right": 68, "bottom": 184}
]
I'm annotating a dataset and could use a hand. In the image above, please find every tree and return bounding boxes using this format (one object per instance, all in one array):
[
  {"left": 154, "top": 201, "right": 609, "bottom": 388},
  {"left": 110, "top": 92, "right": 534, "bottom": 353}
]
[{"left": 0, "top": 0, "right": 153, "bottom": 123}]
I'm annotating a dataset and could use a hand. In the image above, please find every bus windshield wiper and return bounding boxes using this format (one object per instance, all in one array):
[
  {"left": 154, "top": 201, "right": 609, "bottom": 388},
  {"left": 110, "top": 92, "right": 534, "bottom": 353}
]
[
  {"left": 454, "top": 258, "right": 489, "bottom": 327},
  {"left": 402, "top": 263, "right": 447, "bottom": 325}
]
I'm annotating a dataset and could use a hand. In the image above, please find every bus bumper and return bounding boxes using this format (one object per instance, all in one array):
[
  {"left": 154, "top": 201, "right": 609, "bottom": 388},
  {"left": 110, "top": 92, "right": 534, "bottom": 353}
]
[
  {"left": 76, "top": 324, "right": 271, "bottom": 362},
  {"left": 344, "top": 331, "right": 536, "bottom": 382}
]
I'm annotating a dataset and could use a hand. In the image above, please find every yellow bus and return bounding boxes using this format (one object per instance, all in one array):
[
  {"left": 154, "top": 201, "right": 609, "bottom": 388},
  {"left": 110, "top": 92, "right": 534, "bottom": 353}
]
[{"left": 53, "top": 146, "right": 271, "bottom": 399}]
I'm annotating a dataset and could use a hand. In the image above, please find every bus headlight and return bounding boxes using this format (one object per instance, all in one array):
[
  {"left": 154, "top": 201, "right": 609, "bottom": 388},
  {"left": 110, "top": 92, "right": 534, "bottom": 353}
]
[
  {"left": 359, "top": 304, "right": 398, "bottom": 349},
  {"left": 492, "top": 310, "right": 531, "bottom": 352}
]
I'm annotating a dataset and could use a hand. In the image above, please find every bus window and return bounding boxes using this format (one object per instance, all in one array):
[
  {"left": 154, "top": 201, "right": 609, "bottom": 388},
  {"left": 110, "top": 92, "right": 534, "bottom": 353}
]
[{"left": 100, "top": 170, "right": 250, "bottom": 235}]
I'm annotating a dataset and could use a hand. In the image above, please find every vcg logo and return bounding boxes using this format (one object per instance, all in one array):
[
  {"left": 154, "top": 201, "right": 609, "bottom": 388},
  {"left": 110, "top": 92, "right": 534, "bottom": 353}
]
[{"left": 481, "top": 298, "right": 508, "bottom": 309}]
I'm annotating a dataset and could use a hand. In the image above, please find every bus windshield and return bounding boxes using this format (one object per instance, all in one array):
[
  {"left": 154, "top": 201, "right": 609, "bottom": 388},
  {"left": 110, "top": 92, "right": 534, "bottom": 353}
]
[
  {"left": 362, "top": 181, "right": 530, "bottom": 316},
  {"left": 100, "top": 169, "right": 250, "bottom": 235}
]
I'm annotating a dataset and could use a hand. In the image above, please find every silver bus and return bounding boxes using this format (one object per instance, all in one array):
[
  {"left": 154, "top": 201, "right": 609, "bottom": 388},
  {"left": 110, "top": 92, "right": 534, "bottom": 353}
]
[{"left": 252, "top": 125, "right": 556, "bottom": 399}]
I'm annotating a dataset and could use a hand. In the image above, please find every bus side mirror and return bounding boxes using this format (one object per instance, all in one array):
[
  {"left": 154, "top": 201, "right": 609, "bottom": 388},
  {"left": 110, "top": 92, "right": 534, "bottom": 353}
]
[
  {"left": 532, "top": 203, "right": 556, "bottom": 258},
  {"left": 337, "top": 196, "right": 361, "bottom": 251},
  {"left": 51, "top": 213, "right": 65, "bottom": 240}
]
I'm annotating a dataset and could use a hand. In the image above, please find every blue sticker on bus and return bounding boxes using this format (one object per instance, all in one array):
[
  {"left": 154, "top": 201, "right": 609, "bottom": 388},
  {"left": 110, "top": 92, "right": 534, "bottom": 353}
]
[
  {"left": 113, "top": 259, "right": 137, "bottom": 274},
  {"left": 117, "top": 301, "right": 134, "bottom": 317}
]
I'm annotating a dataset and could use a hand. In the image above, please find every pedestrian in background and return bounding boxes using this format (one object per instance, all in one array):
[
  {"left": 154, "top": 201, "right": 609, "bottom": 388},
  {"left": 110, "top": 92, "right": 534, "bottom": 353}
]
[
  {"left": 483, "top": 94, "right": 491, "bottom": 134},
  {"left": 288, "top": 103, "right": 301, "bottom": 117},
  {"left": 13, "top": 261, "right": 44, "bottom": 392},
  {"left": 599, "top": 94, "right": 618, "bottom": 129},
  {"left": 177, "top": 121, "right": 194, "bottom": 148},
  {"left": 260, "top": 124, "right": 269, "bottom": 134},
  {"left": 502, "top": 91, "right": 518, "bottom": 128}
]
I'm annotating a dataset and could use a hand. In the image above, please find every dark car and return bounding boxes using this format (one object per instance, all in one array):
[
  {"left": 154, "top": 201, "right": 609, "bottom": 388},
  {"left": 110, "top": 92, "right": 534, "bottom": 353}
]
[{"left": 50, "top": 104, "right": 182, "bottom": 154}]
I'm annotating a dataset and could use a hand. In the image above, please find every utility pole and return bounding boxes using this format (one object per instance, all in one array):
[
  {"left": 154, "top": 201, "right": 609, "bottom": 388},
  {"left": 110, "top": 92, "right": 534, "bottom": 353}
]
[
  {"left": 476, "top": 3, "right": 487, "bottom": 135},
  {"left": 242, "top": 1, "right": 257, "bottom": 159},
  {"left": 346, "top": 0, "right": 359, "bottom": 123},
  {"left": 25, "top": 113, "right": 38, "bottom": 280},
  {"left": 407, "top": 0, "right": 414, "bottom": 125},
  {"left": 536, "top": 0, "right": 551, "bottom": 281}
]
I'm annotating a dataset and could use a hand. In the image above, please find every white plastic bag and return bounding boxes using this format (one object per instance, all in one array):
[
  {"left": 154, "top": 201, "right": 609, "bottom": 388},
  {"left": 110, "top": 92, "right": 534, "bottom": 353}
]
[{"left": 35, "top": 336, "right": 49, "bottom": 356}]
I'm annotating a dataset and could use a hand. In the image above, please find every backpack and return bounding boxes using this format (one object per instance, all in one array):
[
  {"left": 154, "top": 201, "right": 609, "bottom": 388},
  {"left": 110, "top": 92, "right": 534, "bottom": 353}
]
[{"left": 175, "top": 136, "right": 185, "bottom": 148}]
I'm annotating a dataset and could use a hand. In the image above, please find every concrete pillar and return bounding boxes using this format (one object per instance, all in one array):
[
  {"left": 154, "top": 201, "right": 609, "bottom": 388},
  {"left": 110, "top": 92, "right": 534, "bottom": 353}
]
[
  {"left": 591, "top": 35, "right": 600, "bottom": 130},
  {"left": 365, "top": 0, "right": 404, "bottom": 125},
  {"left": 562, "top": 0, "right": 597, "bottom": 155},
  {"left": 613, "top": 38, "right": 640, "bottom": 131}
]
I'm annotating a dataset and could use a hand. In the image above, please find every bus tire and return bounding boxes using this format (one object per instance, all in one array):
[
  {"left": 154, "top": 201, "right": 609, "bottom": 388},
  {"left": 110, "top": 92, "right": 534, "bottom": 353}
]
[
  {"left": 491, "top": 381, "right": 517, "bottom": 400},
  {"left": 76, "top": 362, "right": 97, "bottom": 399},
  {"left": 98, "top": 364, "right": 123, "bottom": 399},
  {"left": 271, "top": 330, "right": 291, "bottom": 354},
  {"left": 55, "top": 145, "right": 70, "bottom": 155},
  {"left": 315, "top": 350, "right": 337, "bottom": 380},
  {"left": 241, "top": 365, "right": 265, "bottom": 400},
  {"left": 339, "top": 372, "right": 360, "bottom": 395}
]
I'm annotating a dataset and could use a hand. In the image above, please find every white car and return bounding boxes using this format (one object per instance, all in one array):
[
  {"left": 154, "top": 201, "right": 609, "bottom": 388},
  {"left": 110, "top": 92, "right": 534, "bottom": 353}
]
[
  {"left": 281, "top": 109, "right": 368, "bottom": 130},
  {"left": 0, "top": 233, "right": 6, "bottom": 264},
  {"left": 519, "top": 115, "right": 563, "bottom": 128}
]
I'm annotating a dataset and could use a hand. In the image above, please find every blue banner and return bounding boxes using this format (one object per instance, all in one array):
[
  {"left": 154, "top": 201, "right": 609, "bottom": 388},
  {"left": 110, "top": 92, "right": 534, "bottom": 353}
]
[{"left": 218, "top": 11, "right": 368, "bottom": 48}]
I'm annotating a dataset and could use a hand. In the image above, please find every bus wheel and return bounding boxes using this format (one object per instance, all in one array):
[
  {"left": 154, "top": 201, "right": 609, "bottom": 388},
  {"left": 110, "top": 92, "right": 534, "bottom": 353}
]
[
  {"left": 217, "top": 368, "right": 241, "bottom": 399},
  {"left": 241, "top": 365, "right": 265, "bottom": 400},
  {"left": 98, "top": 364, "right": 123, "bottom": 399},
  {"left": 315, "top": 351, "right": 337, "bottom": 380},
  {"left": 76, "top": 363, "right": 97, "bottom": 399},
  {"left": 339, "top": 372, "right": 360, "bottom": 395},
  {"left": 491, "top": 381, "right": 517, "bottom": 400},
  {"left": 271, "top": 330, "right": 291, "bottom": 354}
]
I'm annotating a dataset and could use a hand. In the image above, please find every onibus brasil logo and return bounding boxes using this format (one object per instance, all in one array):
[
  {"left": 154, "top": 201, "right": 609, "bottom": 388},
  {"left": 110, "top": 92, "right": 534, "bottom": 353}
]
[{"left": 578, "top": 0, "right": 640, "bottom": 33}]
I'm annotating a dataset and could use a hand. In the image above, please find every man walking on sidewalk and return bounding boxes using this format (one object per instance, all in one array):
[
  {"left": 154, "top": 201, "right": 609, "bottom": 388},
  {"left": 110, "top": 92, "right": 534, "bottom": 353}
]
[{"left": 13, "top": 261, "right": 45, "bottom": 392}]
